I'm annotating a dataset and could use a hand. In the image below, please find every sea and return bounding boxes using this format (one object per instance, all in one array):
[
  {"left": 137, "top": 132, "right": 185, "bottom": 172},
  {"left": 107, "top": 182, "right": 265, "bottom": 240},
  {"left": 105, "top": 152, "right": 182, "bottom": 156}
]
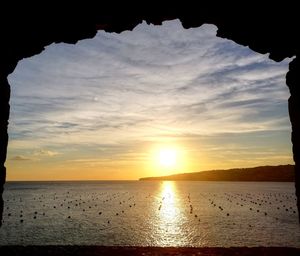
[{"left": 0, "top": 181, "right": 299, "bottom": 247}]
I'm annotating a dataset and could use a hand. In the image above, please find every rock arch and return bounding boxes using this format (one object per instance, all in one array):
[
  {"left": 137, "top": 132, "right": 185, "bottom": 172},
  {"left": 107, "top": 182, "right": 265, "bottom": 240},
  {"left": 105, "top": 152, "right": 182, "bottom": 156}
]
[{"left": 0, "top": 6, "right": 299, "bottom": 225}]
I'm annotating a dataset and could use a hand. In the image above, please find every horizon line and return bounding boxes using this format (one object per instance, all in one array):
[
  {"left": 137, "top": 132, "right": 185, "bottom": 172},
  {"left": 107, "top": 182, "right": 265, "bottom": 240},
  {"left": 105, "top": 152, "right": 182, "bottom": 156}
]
[
  {"left": 6, "top": 179, "right": 139, "bottom": 182},
  {"left": 6, "top": 163, "right": 294, "bottom": 182}
]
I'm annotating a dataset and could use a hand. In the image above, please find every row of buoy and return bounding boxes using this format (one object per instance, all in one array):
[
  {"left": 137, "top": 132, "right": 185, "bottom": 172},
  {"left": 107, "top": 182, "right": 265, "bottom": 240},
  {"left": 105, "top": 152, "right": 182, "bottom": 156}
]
[
  {"left": 4, "top": 191, "right": 139, "bottom": 226},
  {"left": 222, "top": 192, "right": 296, "bottom": 212},
  {"left": 4, "top": 190, "right": 297, "bottom": 227},
  {"left": 187, "top": 195, "right": 202, "bottom": 222},
  {"left": 207, "top": 192, "right": 297, "bottom": 219}
]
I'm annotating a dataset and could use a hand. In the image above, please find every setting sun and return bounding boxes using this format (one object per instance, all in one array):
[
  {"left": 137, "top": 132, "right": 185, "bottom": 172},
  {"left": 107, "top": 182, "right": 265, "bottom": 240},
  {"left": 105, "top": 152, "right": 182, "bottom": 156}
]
[
  {"left": 147, "top": 144, "right": 189, "bottom": 177},
  {"left": 158, "top": 149, "right": 178, "bottom": 168}
]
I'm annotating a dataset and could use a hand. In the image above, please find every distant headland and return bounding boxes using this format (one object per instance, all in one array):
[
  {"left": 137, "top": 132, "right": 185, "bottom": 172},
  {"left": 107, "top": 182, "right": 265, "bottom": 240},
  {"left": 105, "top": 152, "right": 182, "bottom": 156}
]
[{"left": 139, "top": 164, "right": 295, "bottom": 182}]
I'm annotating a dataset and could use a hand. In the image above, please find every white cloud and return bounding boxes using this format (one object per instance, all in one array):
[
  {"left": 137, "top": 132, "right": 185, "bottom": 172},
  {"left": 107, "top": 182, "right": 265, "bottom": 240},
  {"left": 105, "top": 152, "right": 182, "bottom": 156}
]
[
  {"left": 7, "top": 20, "right": 293, "bottom": 170},
  {"left": 33, "top": 149, "right": 60, "bottom": 157},
  {"left": 10, "top": 155, "right": 31, "bottom": 161}
]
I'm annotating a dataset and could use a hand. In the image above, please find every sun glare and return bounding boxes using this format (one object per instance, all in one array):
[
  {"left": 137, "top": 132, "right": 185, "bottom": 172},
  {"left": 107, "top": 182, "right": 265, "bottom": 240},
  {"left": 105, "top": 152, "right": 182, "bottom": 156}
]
[
  {"left": 158, "top": 148, "right": 178, "bottom": 168},
  {"left": 148, "top": 145, "right": 188, "bottom": 177}
]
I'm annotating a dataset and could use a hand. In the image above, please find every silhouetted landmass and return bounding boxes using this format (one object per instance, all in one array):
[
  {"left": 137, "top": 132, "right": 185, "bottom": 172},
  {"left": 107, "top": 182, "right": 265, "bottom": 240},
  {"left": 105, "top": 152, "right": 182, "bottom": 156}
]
[{"left": 140, "top": 165, "right": 295, "bottom": 182}]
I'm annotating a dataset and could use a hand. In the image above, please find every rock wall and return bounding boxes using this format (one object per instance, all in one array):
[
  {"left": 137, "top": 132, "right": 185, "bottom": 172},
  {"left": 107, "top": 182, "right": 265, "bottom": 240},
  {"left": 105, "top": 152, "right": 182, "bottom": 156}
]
[{"left": 0, "top": 5, "right": 299, "bottom": 225}]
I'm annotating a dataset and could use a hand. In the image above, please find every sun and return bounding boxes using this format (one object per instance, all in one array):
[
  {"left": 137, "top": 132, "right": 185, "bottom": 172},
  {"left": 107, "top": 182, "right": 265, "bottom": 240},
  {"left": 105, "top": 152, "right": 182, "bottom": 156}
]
[
  {"left": 157, "top": 148, "right": 178, "bottom": 168},
  {"left": 149, "top": 145, "right": 187, "bottom": 175}
]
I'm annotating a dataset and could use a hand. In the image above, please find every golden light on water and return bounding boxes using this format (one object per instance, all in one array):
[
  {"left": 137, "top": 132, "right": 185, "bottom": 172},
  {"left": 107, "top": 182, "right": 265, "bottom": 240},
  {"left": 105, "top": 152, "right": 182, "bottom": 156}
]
[
  {"left": 152, "top": 181, "right": 188, "bottom": 246},
  {"left": 160, "top": 181, "right": 177, "bottom": 221}
]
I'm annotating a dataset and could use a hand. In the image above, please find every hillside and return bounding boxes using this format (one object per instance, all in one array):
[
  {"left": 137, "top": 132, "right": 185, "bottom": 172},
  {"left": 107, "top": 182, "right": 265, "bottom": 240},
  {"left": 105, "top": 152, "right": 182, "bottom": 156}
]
[{"left": 139, "top": 165, "right": 295, "bottom": 182}]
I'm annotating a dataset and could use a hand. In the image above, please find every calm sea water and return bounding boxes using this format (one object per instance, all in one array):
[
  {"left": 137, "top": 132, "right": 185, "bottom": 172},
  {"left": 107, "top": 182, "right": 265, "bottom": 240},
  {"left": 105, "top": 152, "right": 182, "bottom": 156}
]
[{"left": 0, "top": 181, "right": 299, "bottom": 247}]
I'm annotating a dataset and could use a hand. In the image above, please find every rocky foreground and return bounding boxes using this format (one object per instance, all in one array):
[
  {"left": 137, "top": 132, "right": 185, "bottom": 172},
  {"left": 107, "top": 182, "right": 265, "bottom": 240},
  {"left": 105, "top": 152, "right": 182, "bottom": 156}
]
[{"left": 0, "top": 246, "right": 299, "bottom": 256}]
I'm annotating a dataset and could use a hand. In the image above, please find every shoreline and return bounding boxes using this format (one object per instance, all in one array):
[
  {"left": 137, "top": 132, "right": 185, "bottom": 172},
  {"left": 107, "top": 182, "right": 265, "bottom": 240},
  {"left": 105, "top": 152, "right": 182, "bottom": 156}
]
[{"left": 0, "top": 246, "right": 299, "bottom": 256}]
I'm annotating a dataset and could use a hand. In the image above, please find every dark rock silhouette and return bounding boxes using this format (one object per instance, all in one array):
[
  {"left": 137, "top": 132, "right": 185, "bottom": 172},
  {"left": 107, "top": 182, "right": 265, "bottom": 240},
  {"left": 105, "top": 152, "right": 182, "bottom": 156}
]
[
  {"left": 0, "top": 246, "right": 299, "bottom": 256},
  {"left": 0, "top": 5, "right": 300, "bottom": 227},
  {"left": 139, "top": 165, "right": 295, "bottom": 181}
]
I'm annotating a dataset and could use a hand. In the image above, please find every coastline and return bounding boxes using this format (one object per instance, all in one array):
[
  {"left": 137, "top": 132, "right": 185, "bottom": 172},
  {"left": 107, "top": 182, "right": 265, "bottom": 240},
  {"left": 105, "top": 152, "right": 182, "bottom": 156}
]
[
  {"left": 139, "top": 165, "right": 295, "bottom": 182},
  {"left": 0, "top": 246, "right": 299, "bottom": 256}
]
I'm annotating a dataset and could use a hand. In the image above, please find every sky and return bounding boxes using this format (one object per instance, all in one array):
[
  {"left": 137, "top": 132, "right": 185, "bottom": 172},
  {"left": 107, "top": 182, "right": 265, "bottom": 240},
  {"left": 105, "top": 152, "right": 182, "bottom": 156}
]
[{"left": 6, "top": 20, "right": 294, "bottom": 181}]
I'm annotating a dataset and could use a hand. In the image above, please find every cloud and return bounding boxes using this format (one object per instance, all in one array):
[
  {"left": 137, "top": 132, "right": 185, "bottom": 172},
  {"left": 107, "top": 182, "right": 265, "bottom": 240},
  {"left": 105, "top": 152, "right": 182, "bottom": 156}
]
[
  {"left": 33, "top": 149, "right": 60, "bottom": 157},
  {"left": 9, "top": 149, "right": 60, "bottom": 163},
  {"left": 6, "top": 19, "right": 293, "bottom": 173},
  {"left": 10, "top": 155, "right": 31, "bottom": 161}
]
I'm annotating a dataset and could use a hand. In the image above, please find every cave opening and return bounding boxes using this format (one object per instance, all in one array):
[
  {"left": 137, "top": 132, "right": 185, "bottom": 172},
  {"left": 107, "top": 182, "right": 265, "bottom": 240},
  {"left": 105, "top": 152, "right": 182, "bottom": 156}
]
[
  {"left": 0, "top": 19, "right": 298, "bottom": 246},
  {"left": 5, "top": 20, "right": 294, "bottom": 181}
]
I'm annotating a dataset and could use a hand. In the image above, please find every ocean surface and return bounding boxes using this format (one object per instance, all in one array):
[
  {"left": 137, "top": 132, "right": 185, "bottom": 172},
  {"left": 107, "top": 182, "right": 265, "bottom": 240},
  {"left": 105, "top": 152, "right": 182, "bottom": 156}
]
[{"left": 0, "top": 181, "right": 299, "bottom": 247}]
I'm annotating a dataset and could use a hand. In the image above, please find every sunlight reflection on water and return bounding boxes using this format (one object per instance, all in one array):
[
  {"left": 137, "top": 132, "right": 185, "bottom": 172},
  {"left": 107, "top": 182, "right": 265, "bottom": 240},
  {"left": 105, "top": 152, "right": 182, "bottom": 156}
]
[
  {"left": 148, "top": 181, "right": 193, "bottom": 246},
  {"left": 0, "top": 181, "right": 299, "bottom": 246},
  {"left": 160, "top": 182, "right": 177, "bottom": 220}
]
